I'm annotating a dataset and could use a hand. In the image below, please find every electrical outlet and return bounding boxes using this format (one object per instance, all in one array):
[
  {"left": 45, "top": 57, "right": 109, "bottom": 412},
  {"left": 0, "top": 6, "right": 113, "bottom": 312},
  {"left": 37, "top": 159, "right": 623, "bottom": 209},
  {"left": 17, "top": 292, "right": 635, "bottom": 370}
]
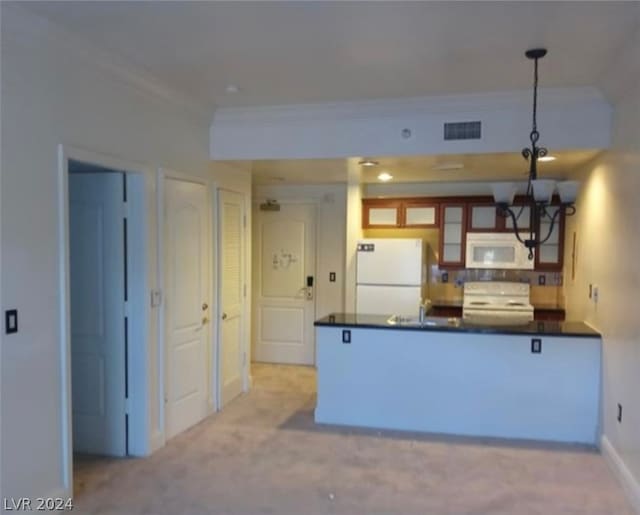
[
  {"left": 538, "top": 275, "right": 546, "bottom": 286},
  {"left": 617, "top": 403, "right": 623, "bottom": 423},
  {"left": 531, "top": 338, "right": 542, "bottom": 354},
  {"left": 342, "top": 330, "right": 351, "bottom": 344},
  {"left": 5, "top": 309, "right": 18, "bottom": 334},
  {"left": 329, "top": 272, "right": 336, "bottom": 282}
]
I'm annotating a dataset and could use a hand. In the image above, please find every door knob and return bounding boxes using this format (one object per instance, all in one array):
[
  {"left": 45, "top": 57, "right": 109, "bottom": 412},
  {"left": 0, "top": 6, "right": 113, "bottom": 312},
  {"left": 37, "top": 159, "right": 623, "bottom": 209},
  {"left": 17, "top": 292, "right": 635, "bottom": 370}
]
[
  {"left": 222, "top": 312, "right": 228, "bottom": 320},
  {"left": 202, "top": 302, "right": 208, "bottom": 311},
  {"left": 202, "top": 317, "right": 210, "bottom": 325}
]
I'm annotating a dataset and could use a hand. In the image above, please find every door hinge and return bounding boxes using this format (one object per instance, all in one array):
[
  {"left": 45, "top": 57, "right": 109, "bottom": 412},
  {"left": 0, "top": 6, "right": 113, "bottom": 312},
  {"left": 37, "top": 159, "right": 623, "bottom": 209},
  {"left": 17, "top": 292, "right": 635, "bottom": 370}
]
[
  {"left": 125, "top": 397, "right": 132, "bottom": 414},
  {"left": 124, "top": 301, "right": 131, "bottom": 317},
  {"left": 122, "top": 201, "right": 129, "bottom": 219}
]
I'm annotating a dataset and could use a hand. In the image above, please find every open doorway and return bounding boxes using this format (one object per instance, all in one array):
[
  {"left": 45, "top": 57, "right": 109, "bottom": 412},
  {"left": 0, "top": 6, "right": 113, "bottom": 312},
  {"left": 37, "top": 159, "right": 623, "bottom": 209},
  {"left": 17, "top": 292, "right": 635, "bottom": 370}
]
[{"left": 60, "top": 152, "right": 149, "bottom": 496}]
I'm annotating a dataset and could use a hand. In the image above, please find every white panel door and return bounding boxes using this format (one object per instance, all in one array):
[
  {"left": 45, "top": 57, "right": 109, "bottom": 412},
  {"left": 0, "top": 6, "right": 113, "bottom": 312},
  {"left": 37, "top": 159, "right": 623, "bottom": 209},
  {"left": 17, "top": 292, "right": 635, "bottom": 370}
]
[
  {"left": 219, "top": 190, "right": 246, "bottom": 406},
  {"left": 69, "top": 173, "right": 126, "bottom": 456},
  {"left": 164, "top": 178, "right": 210, "bottom": 439},
  {"left": 253, "top": 203, "right": 317, "bottom": 365},
  {"left": 356, "top": 238, "right": 422, "bottom": 285}
]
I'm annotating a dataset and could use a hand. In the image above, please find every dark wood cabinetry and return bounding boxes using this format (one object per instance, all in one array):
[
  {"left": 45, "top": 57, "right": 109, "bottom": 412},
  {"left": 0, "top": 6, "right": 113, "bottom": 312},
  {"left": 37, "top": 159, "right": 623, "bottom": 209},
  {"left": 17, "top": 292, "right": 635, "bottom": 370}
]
[
  {"left": 430, "top": 306, "right": 463, "bottom": 317},
  {"left": 439, "top": 203, "right": 467, "bottom": 268},
  {"left": 362, "top": 196, "right": 566, "bottom": 271},
  {"left": 362, "top": 198, "right": 438, "bottom": 229},
  {"left": 534, "top": 309, "right": 566, "bottom": 321},
  {"left": 362, "top": 199, "right": 403, "bottom": 228}
]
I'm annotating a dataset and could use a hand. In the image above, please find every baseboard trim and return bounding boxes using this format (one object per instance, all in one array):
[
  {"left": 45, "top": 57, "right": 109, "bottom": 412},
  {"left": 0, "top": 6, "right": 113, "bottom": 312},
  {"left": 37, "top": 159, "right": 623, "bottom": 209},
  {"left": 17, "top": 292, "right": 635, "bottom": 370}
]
[
  {"left": 150, "top": 430, "right": 165, "bottom": 454},
  {"left": 601, "top": 436, "right": 640, "bottom": 513},
  {"left": 222, "top": 377, "right": 243, "bottom": 408}
]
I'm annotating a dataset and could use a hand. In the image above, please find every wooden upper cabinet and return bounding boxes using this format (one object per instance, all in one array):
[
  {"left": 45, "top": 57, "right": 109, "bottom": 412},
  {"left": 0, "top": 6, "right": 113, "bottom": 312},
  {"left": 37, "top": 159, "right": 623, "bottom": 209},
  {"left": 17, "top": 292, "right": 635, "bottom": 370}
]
[
  {"left": 504, "top": 204, "right": 531, "bottom": 231},
  {"left": 439, "top": 203, "right": 467, "bottom": 268},
  {"left": 362, "top": 199, "right": 438, "bottom": 228},
  {"left": 403, "top": 200, "right": 439, "bottom": 228},
  {"left": 362, "top": 199, "right": 402, "bottom": 228},
  {"left": 468, "top": 202, "right": 532, "bottom": 233},
  {"left": 362, "top": 196, "right": 565, "bottom": 271},
  {"left": 467, "top": 204, "right": 499, "bottom": 231},
  {"left": 535, "top": 205, "right": 564, "bottom": 270}
]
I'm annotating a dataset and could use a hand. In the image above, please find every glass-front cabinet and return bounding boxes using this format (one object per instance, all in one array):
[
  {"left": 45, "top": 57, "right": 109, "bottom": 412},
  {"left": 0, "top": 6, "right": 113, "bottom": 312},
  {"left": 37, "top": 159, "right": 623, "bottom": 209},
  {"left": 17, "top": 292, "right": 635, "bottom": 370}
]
[
  {"left": 403, "top": 200, "right": 439, "bottom": 228},
  {"left": 362, "top": 200, "right": 401, "bottom": 228},
  {"left": 362, "top": 196, "right": 565, "bottom": 270},
  {"left": 536, "top": 205, "right": 563, "bottom": 270},
  {"left": 468, "top": 204, "right": 498, "bottom": 231},
  {"left": 439, "top": 204, "right": 466, "bottom": 267}
]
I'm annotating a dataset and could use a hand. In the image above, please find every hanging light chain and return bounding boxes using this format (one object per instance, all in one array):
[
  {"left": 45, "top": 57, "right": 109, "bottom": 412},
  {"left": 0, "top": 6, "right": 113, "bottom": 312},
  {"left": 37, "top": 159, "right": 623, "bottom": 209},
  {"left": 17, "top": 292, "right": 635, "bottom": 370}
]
[{"left": 530, "top": 55, "right": 539, "bottom": 144}]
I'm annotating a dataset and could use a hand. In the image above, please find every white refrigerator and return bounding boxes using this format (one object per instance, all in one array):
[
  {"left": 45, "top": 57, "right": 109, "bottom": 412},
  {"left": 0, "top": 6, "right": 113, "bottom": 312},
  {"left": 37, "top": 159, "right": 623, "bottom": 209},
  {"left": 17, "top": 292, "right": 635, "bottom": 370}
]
[{"left": 356, "top": 238, "right": 425, "bottom": 316}]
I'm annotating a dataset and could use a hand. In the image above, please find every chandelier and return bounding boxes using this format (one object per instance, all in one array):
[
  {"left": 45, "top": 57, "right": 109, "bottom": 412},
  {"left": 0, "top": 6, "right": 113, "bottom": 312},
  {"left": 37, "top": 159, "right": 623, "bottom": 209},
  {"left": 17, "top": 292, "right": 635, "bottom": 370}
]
[{"left": 492, "top": 48, "right": 579, "bottom": 260}]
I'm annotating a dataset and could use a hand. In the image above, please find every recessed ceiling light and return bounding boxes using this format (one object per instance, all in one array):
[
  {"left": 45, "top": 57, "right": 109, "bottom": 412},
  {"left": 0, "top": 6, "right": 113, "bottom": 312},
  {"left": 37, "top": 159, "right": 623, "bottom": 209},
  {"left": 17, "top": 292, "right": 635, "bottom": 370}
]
[
  {"left": 225, "top": 84, "right": 240, "bottom": 94},
  {"left": 538, "top": 155, "right": 556, "bottom": 162},
  {"left": 432, "top": 162, "right": 464, "bottom": 171},
  {"left": 359, "top": 158, "right": 379, "bottom": 167},
  {"left": 377, "top": 172, "right": 393, "bottom": 182}
]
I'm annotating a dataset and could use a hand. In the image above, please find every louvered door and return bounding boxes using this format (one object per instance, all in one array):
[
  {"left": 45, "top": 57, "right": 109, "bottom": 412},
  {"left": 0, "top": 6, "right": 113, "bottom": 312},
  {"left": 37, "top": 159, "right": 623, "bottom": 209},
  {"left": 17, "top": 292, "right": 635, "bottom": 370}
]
[{"left": 219, "top": 190, "right": 245, "bottom": 406}]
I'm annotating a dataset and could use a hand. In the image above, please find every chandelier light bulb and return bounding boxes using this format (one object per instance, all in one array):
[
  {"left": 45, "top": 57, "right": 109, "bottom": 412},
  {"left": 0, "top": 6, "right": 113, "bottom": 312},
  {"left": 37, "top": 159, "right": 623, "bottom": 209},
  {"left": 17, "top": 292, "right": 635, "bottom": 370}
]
[
  {"left": 557, "top": 181, "right": 580, "bottom": 204},
  {"left": 492, "top": 183, "right": 518, "bottom": 205},
  {"left": 531, "top": 180, "right": 556, "bottom": 203}
]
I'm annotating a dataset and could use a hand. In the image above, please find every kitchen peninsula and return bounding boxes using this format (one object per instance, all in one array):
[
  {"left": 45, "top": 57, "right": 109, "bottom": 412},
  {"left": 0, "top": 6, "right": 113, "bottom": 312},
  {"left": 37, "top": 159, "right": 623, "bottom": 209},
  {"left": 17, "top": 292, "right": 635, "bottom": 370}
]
[{"left": 314, "top": 314, "right": 601, "bottom": 445}]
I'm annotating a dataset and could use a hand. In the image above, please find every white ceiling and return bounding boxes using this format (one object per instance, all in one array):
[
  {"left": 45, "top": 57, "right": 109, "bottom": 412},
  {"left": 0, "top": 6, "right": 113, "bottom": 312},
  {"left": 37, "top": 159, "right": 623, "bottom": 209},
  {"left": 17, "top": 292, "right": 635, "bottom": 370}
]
[
  {"left": 249, "top": 149, "right": 601, "bottom": 185},
  {"left": 23, "top": 1, "right": 639, "bottom": 112}
]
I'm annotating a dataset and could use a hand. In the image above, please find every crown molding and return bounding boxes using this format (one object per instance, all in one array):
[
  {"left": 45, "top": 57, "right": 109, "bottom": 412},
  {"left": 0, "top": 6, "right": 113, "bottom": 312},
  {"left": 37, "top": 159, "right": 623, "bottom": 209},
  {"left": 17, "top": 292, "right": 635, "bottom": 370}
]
[
  {"left": 212, "top": 87, "right": 608, "bottom": 127},
  {"left": 1, "top": 4, "right": 211, "bottom": 124}
]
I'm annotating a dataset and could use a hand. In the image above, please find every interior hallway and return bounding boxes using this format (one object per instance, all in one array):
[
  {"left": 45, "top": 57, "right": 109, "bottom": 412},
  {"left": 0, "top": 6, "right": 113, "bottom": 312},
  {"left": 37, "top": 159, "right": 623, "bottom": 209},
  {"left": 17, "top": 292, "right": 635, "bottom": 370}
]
[{"left": 73, "top": 363, "right": 632, "bottom": 515}]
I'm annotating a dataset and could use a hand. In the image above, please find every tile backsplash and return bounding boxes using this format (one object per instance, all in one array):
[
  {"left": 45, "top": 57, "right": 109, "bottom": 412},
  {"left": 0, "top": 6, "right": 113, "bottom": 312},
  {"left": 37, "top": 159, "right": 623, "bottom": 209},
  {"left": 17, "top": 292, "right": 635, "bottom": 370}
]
[
  {"left": 430, "top": 267, "right": 563, "bottom": 286},
  {"left": 428, "top": 267, "right": 564, "bottom": 308}
]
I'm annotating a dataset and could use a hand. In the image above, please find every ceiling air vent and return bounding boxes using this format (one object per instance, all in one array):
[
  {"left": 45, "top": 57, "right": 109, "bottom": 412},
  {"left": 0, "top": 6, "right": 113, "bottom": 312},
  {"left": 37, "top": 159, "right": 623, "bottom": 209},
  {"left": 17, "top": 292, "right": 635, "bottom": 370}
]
[{"left": 444, "top": 121, "right": 481, "bottom": 141}]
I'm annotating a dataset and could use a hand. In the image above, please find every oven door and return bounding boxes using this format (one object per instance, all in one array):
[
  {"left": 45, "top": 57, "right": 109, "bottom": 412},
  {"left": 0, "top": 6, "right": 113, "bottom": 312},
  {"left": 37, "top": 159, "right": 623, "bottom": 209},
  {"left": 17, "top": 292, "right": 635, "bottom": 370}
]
[
  {"left": 465, "top": 233, "right": 534, "bottom": 270},
  {"left": 462, "top": 308, "right": 534, "bottom": 326}
]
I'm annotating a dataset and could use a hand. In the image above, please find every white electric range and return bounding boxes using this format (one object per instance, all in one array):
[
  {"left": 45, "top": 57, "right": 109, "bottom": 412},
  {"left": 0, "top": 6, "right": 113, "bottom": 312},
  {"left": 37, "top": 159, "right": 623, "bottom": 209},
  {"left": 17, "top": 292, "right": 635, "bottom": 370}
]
[{"left": 462, "top": 281, "right": 534, "bottom": 325}]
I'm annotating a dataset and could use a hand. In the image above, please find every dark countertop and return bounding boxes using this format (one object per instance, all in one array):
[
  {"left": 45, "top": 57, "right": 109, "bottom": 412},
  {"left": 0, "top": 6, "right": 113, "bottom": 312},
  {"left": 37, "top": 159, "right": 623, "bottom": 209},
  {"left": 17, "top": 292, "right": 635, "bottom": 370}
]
[{"left": 315, "top": 313, "right": 600, "bottom": 338}]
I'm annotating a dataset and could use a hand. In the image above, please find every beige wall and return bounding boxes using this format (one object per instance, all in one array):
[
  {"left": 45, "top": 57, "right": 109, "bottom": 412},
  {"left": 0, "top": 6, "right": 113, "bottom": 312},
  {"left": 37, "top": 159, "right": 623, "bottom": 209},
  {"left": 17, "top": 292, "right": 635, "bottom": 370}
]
[
  {"left": 345, "top": 181, "right": 363, "bottom": 313},
  {"left": 563, "top": 71, "right": 640, "bottom": 493},
  {"left": 252, "top": 183, "right": 347, "bottom": 322},
  {"left": 1, "top": 6, "right": 212, "bottom": 499}
]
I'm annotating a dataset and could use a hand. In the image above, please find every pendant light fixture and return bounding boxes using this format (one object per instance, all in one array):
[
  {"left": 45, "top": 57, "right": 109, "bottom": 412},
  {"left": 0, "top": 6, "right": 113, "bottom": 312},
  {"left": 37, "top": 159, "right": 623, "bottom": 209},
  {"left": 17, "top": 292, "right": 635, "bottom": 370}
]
[{"left": 492, "top": 48, "right": 579, "bottom": 259}]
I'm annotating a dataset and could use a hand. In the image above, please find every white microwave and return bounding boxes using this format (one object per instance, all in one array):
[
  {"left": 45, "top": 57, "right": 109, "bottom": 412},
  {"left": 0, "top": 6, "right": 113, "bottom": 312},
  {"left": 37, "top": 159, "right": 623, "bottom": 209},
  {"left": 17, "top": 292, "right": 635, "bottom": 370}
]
[{"left": 465, "top": 233, "right": 534, "bottom": 270}]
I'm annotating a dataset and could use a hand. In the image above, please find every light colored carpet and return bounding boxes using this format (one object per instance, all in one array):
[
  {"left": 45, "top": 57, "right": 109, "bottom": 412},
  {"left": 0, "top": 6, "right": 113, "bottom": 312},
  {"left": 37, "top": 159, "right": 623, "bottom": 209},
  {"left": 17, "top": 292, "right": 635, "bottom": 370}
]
[{"left": 73, "top": 363, "right": 633, "bottom": 515}]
